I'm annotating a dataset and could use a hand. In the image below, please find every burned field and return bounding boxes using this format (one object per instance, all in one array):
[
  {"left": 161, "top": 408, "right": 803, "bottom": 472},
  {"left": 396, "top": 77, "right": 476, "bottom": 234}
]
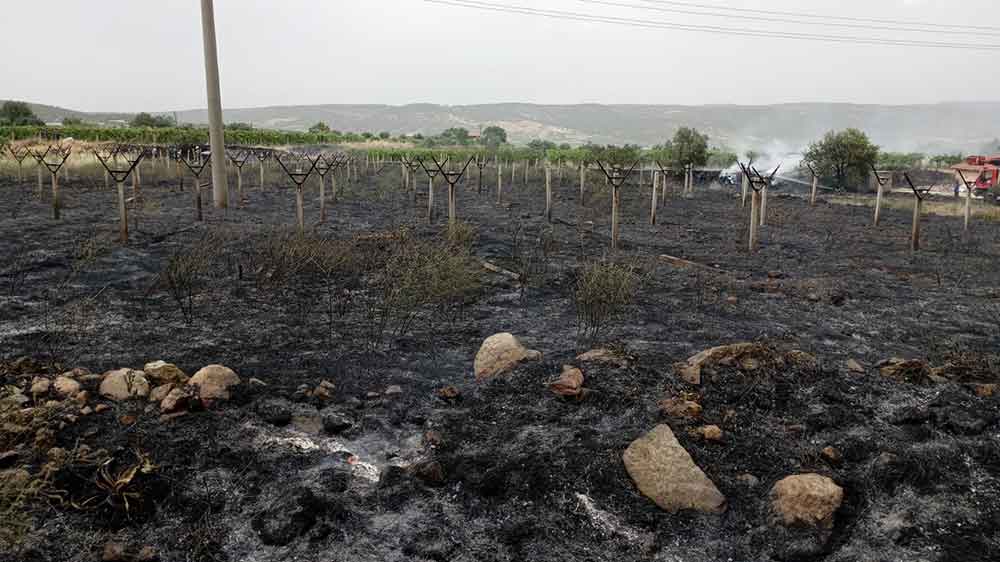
[{"left": 2, "top": 165, "right": 999, "bottom": 562}]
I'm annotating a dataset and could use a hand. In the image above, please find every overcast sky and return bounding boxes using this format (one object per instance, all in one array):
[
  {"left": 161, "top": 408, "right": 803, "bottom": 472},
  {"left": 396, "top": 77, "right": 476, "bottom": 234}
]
[{"left": 2, "top": 0, "right": 996, "bottom": 112}]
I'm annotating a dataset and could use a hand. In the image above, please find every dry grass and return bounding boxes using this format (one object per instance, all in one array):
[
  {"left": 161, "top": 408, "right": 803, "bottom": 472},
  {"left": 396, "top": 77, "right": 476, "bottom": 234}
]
[{"left": 828, "top": 193, "right": 1000, "bottom": 221}]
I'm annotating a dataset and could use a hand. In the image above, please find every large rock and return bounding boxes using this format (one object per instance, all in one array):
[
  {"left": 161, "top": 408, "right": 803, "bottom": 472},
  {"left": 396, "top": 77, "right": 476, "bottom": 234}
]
[
  {"left": 99, "top": 369, "right": 150, "bottom": 401},
  {"left": 473, "top": 333, "right": 541, "bottom": 381},
  {"left": 622, "top": 425, "right": 726, "bottom": 514},
  {"left": 770, "top": 474, "right": 843, "bottom": 528},
  {"left": 187, "top": 365, "right": 241, "bottom": 406},
  {"left": 547, "top": 365, "right": 585, "bottom": 398},
  {"left": 143, "top": 360, "right": 189, "bottom": 385}
]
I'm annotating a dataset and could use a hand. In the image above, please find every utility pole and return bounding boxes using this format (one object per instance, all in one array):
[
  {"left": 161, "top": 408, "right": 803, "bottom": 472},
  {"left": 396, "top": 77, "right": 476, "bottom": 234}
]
[{"left": 200, "top": 0, "right": 228, "bottom": 208}]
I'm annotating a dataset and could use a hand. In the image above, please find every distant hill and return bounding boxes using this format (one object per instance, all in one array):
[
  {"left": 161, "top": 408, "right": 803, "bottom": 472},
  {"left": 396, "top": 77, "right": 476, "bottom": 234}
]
[
  {"left": 173, "top": 102, "right": 1000, "bottom": 154},
  {"left": 8, "top": 100, "right": 999, "bottom": 154},
  {"left": 2, "top": 100, "right": 132, "bottom": 126}
]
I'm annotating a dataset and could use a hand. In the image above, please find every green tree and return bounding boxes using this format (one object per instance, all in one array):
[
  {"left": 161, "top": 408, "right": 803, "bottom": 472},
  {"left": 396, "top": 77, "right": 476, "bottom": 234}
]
[
  {"left": 480, "top": 126, "right": 507, "bottom": 148},
  {"left": 378, "top": 131, "right": 391, "bottom": 140},
  {"left": 131, "top": 112, "right": 174, "bottom": 128},
  {"left": 440, "top": 127, "right": 471, "bottom": 145},
  {"left": 803, "top": 129, "right": 880, "bottom": 191},
  {"left": 226, "top": 122, "right": 254, "bottom": 130},
  {"left": 665, "top": 127, "right": 709, "bottom": 169},
  {"left": 309, "top": 121, "right": 331, "bottom": 133},
  {"left": 0, "top": 101, "right": 43, "bottom": 126},
  {"left": 877, "top": 152, "right": 925, "bottom": 171},
  {"left": 62, "top": 116, "right": 85, "bottom": 126},
  {"left": 929, "top": 153, "right": 964, "bottom": 168}
]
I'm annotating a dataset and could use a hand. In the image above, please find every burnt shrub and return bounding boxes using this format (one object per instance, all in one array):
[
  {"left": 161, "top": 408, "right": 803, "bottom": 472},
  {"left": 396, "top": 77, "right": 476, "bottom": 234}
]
[{"left": 573, "top": 260, "right": 641, "bottom": 343}]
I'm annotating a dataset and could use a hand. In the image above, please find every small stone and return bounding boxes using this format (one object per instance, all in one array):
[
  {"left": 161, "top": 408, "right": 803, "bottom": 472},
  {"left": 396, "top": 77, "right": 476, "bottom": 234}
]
[
  {"left": 75, "top": 391, "right": 90, "bottom": 404},
  {"left": 821, "top": 446, "right": 842, "bottom": 464},
  {"left": 725, "top": 296, "right": 739, "bottom": 305},
  {"left": 423, "top": 430, "right": 445, "bottom": 448},
  {"left": 136, "top": 546, "right": 158, "bottom": 562},
  {"left": 160, "top": 388, "right": 188, "bottom": 413},
  {"left": 410, "top": 459, "right": 445, "bottom": 486},
  {"left": 973, "top": 384, "right": 996, "bottom": 398},
  {"left": 846, "top": 359, "right": 865, "bottom": 374},
  {"left": 94, "top": 404, "right": 110, "bottom": 413},
  {"left": 143, "top": 361, "right": 189, "bottom": 385},
  {"left": 30, "top": 377, "right": 51, "bottom": 396},
  {"left": 659, "top": 397, "right": 702, "bottom": 419},
  {"left": 385, "top": 385, "right": 403, "bottom": 396},
  {"left": 770, "top": 474, "right": 843, "bottom": 529},
  {"left": 313, "top": 385, "right": 332, "bottom": 401},
  {"left": 119, "top": 414, "right": 137, "bottom": 426},
  {"left": 10, "top": 391, "right": 30, "bottom": 406},
  {"left": 474, "top": 332, "right": 542, "bottom": 381},
  {"left": 737, "top": 473, "right": 760, "bottom": 488},
  {"left": 365, "top": 391, "right": 380, "bottom": 400},
  {"left": 691, "top": 425, "right": 723, "bottom": 442},
  {"left": 187, "top": 365, "right": 241, "bottom": 406},
  {"left": 159, "top": 411, "right": 188, "bottom": 423},
  {"left": 148, "top": 384, "right": 175, "bottom": 403},
  {"left": 102, "top": 541, "right": 126, "bottom": 561},
  {"left": 256, "top": 398, "right": 293, "bottom": 426},
  {"left": 319, "top": 379, "right": 335, "bottom": 390},
  {"left": 547, "top": 365, "right": 585, "bottom": 398},
  {"left": 80, "top": 406, "right": 93, "bottom": 415},
  {"left": 249, "top": 377, "right": 267, "bottom": 387},
  {"left": 806, "top": 292, "right": 821, "bottom": 302},
  {"left": 575, "top": 349, "right": 629, "bottom": 368},
  {"left": 52, "top": 376, "right": 81, "bottom": 397},
  {"left": 100, "top": 369, "right": 150, "bottom": 401},
  {"left": 436, "top": 386, "right": 461, "bottom": 401},
  {"left": 321, "top": 412, "right": 352, "bottom": 434}
]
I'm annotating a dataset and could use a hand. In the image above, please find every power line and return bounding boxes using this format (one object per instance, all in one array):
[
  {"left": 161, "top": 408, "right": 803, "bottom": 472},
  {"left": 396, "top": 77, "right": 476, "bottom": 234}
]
[
  {"left": 422, "top": 0, "right": 1000, "bottom": 50},
  {"left": 574, "top": 0, "right": 978, "bottom": 35},
  {"left": 634, "top": 0, "right": 996, "bottom": 33}
]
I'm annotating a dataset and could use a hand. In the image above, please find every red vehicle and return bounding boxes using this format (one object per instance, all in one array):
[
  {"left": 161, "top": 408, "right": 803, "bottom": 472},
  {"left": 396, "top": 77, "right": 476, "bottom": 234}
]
[{"left": 951, "top": 155, "right": 1000, "bottom": 197}]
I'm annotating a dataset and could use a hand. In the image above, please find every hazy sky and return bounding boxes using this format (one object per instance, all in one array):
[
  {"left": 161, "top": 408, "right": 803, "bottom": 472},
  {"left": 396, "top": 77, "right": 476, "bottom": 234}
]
[{"left": 2, "top": 0, "right": 996, "bottom": 112}]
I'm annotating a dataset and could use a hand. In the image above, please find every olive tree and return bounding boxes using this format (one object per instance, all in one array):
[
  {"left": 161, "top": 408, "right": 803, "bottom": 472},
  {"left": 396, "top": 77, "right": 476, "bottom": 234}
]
[{"left": 803, "top": 129, "right": 879, "bottom": 192}]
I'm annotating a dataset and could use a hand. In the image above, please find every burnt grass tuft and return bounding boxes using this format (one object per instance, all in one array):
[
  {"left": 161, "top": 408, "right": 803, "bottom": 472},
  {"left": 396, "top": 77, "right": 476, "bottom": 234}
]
[{"left": 1, "top": 170, "right": 1000, "bottom": 561}]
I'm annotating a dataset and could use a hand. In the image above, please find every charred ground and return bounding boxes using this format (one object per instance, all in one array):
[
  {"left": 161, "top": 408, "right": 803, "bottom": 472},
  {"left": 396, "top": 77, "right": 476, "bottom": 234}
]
[{"left": 1, "top": 166, "right": 999, "bottom": 561}]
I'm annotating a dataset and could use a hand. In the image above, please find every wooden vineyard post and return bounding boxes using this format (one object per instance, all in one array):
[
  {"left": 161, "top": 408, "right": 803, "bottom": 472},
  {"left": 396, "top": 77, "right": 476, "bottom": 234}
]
[
  {"left": 741, "top": 171, "right": 749, "bottom": 207},
  {"left": 579, "top": 162, "right": 587, "bottom": 204},
  {"left": 474, "top": 155, "right": 487, "bottom": 195},
  {"left": 496, "top": 161, "right": 503, "bottom": 204},
  {"left": 903, "top": 173, "right": 931, "bottom": 253},
  {"left": 739, "top": 162, "right": 778, "bottom": 252},
  {"left": 180, "top": 148, "right": 211, "bottom": 222},
  {"left": 759, "top": 180, "right": 768, "bottom": 226},
  {"left": 227, "top": 149, "right": 251, "bottom": 208},
  {"left": 313, "top": 156, "right": 331, "bottom": 223},
  {"left": 33, "top": 146, "right": 71, "bottom": 220},
  {"left": 649, "top": 170, "right": 658, "bottom": 225},
  {"left": 870, "top": 165, "right": 891, "bottom": 226},
  {"left": 955, "top": 168, "right": 982, "bottom": 236},
  {"left": 523, "top": 158, "right": 529, "bottom": 185},
  {"left": 31, "top": 147, "right": 49, "bottom": 198},
  {"left": 806, "top": 164, "right": 818, "bottom": 206},
  {"left": 596, "top": 160, "right": 639, "bottom": 251},
  {"left": 429, "top": 156, "right": 473, "bottom": 229},
  {"left": 255, "top": 149, "right": 270, "bottom": 190},
  {"left": 7, "top": 145, "right": 30, "bottom": 185},
  {"left": 652, "top": 169, "right": 660, "bottom": 206},
  {"left": 417, "top": 158, "right": 445, "bottom": 224},
  {"left": 95, "top": 148, "right": 144, "bottom": 244},
  {"left": 546, "top": 170, "right": 554, "bottom": 221},
  {"left": 612, "top": 182, "right": 621, "bottom": 248},
  {"left": 275, "top": 153, "right": 319, "bottom": 234}
]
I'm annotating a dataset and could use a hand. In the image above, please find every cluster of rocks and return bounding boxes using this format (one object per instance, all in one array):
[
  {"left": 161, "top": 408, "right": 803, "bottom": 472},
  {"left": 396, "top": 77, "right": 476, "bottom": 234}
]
[
  {"left": 9, "top": 361, "right": 243, "bottom": 425},
  {"left": 473, "top": 334, "right": 848, "bottom": 558}
]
